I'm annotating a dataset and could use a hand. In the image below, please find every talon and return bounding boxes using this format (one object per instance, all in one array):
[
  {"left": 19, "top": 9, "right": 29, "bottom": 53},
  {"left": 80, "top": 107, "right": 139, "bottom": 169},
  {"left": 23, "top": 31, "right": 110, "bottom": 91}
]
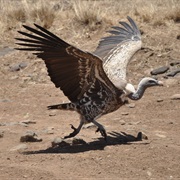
[
  {"left": 95, "top": 128, "right": 107, "bottom": 141},
  {"left": 64, "top": 122, "right": 83, "bottom": 139},
  {"left": 96, "top": 128, "right": 100, "bottom": 133},
  {"left": 70, "top": 124, "right": 76, "bottom": 131},
  {"left": 100, "top": 129, "right": 107, "bottom": 142}
]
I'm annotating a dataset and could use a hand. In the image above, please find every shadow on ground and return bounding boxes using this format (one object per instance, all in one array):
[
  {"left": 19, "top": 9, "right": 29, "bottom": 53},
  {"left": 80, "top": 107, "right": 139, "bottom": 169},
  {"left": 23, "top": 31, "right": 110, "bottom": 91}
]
[{"left": 23, "top": 131, "right": 149, "bottom": 154}]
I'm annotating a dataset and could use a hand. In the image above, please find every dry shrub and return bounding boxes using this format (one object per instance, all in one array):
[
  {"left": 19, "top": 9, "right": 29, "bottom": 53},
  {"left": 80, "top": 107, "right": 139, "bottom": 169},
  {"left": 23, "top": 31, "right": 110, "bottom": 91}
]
[
  {"left": 133, "top": 0, "right": 180, "bottom": 26},
  {"left": 0, "top": 0, "right": 180, "bottom": 44},
  {"left": 0, "top": 0, "right": 57, "bottom": 36},
  {"left": 72, "top": 0, "right": 107, "bottom": 31}
]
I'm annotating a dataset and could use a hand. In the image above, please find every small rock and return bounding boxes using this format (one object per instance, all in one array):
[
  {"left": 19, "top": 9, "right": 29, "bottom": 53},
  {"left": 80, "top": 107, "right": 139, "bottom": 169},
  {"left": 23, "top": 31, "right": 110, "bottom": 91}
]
[
  {"left": 43, "top": 127, "right": 54, "bottom": 134},
  {"left": 0, "top": 47, "right": 14, "bottom": 57},
  {"left": 9, "top": 64, "right": 21, "bottom": 72},
  {"left": 18, "top": 122, "right": 29, "bottom": 127},
  {"left": 119, "top": 120, "right": 126, "bottom": 125},
  {"left": 127, "top": 103, "right": 135, "bottom": 108},
  {"left": 9, "top": 62, "right": 28, "bottom": 72},
  {"left": 151, "top": 66, "right": 169, "bottom": 75},
  {"left": 83, "top": 123, "right": 96, "bottom": 129},
  {"left": 121, "top": 112, "right": 129, "bottom": 115},
  {"left": 49, "top": 111, "right": 56, "bottom": 116},
  {"left": 155, "top": 133, "right": 166, "bottom": 138},
  {"left": 137, "top": 132, "right": 148, "bottom": 140},
  {"left": 165, "top": 69, "right": 180, "bottom": 77},
  {"left": 20, "top": 131, "right": 42, "bottom": 142},
  {"left": 19, "top": 62, "right": 28, "bottom": 69},
  {"left": 170, "top": 94, "right": 180, "bottom": 100},
  {"left": 147, "top": 171, "right": 152, "bottom": 177},
  {"left": 157, "top": 99, "right": 163, "bottom": 102},
  {"left": 72, "top": 138, "right": 86, "bottom": 145},
  {"left": 0, "top": 123, "right": 6, "bottom": 126},
  {"left": 20, "top": 120, "right": 36, "bottom": 125},
  {"left": 170, "top": 61, "right": 180, "bottom": 66},
  {"left": 51, "top": 137, "right": 71, "bottom": 147},
  {"left": 10, "top": 144, "right": 28, "bottom": 151},
  {"left": 0, "top": 99, "right": 11, "bottom": 102},
  {"left": 12, "top": 144, "right": 27, "bottom": 151},
  {"left": 0, "top": 130, "right": 4, "bottom": 138}
]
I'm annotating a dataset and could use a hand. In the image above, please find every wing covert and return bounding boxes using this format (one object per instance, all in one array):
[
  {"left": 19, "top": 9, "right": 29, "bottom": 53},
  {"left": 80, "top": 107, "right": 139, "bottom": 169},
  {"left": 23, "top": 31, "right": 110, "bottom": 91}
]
[
  {"left": 94, "top": 16, "right": 142, "bottom": 83},
  {"left": 15, "top": 24, "right": 118, "bottom": 102}
]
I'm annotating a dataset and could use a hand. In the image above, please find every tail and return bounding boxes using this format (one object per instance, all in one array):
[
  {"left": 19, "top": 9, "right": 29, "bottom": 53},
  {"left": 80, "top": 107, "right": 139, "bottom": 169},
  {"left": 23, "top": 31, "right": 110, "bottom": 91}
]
[{"left": 47, "top": 103, "right": 76, "bottom": 111}]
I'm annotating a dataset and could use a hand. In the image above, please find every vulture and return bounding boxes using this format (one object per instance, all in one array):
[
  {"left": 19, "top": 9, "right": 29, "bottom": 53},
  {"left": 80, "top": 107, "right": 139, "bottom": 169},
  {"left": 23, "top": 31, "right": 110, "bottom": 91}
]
[{"left": 15, "top": 16, "right": 163, "bottom": 140}]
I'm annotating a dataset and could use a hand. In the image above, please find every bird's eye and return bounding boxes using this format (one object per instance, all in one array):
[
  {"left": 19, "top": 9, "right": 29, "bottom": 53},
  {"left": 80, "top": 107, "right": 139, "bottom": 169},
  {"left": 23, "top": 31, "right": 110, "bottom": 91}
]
[{"left": 149, "top": 80, "right": 155, "bottom": 83}]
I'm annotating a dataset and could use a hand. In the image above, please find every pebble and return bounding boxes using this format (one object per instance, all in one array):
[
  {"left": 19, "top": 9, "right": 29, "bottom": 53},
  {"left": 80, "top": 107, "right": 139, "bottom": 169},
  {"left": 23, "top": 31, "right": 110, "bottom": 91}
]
[
  {"left": 43, "top": 127, "right": 54, "bottom": 134},
  {"left": 155, "top": 133, "right": 166, "bottom": 138},
  {"left": 49, "top": 111, "right": 56, "bottom": 116},
  {"left": 127, "top": 103, "right": 135, "bottom": 108},
  {"left": 0, "top": 47, "right": 14, "bottom": 57},
  {"left": 150, "top": 66, "right": 169, "bottom": 75},
  {"left": 165, "top": 69, "right": 180, "bottom": 77},
  {"left": 121, "top": 112, "right": 129, "bottom": 116},
  {"left": 0, "top": 130, "right": 4, "bottom": 138},
  {"left": 170, "top": 94, "right": 180, "bottom": 100},
  {"left": 20, "top": 120, "right": 36, "bottom": 125},
  {"left": 0, "top": 99, "right": 11, "bottom": 102},
  {"left": 51, "top": 137, "right": 71, "bottom": 147},
  {"left": 119, "top": 120, "right": 126, "bottom": 125},
  {"left": 10, "top": 144, "right": 28, "bottom": 151},
  {"left": 147, "top": 171, "right": 152, "bottom": 177},
  {"left": 72, "top": 138, "right": 86, "bottom": 145},
  {"left": 83, "top": 123, "right": 96, "bottom": 129},
  {"left": 9, "top": 62, "right": 28, "bottom": 72},
  {"left": 157, "top": 99, "right": 163, "bottom": 102},
  {"left": 9, "top": 64, "right": 21, "bottom": 72},
  {"left": 20, "top": 131, "right": 42, "bottom": 142},
  {"left": 170, "top": 61, "right": 180, "bottom": 66},
  {"left": 137, "top": 132, "right": 148, "bottom": 140},
  {"left": 19, "top": 62, "right": 28, "bottom": 69}
]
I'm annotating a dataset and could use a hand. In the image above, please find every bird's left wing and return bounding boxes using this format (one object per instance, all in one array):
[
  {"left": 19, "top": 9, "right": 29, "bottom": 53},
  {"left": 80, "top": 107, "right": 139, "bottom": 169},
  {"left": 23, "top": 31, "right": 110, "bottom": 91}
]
[
  {"left": 15, "top": 24, "right": 118, "bottom": 102},
  {"left": 94, "top": 16, "right": 142, "bottom": 81}
]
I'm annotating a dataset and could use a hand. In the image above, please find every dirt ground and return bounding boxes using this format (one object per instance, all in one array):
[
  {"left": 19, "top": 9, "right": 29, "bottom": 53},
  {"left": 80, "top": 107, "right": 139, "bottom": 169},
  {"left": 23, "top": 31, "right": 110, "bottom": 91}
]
[{"left": 0, "top": 13, "right": 180, "bottom": 179}]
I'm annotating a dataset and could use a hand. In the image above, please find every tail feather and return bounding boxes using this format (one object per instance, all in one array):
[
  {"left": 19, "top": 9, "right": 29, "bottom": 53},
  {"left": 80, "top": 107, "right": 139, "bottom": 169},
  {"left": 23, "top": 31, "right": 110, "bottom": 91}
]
[{"left": 47, "top": 103, "right": 76, "bottom": 111}]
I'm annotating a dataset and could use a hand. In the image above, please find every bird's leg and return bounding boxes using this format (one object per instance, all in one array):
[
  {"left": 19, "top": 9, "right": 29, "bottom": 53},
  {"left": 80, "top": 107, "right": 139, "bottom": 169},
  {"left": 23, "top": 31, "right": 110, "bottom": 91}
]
[
  {"left": 93, "top": 120, "right": 107, "bottom": 141},
  {"left": 64, "top": 120, "right": 84, "bottom": 139}
]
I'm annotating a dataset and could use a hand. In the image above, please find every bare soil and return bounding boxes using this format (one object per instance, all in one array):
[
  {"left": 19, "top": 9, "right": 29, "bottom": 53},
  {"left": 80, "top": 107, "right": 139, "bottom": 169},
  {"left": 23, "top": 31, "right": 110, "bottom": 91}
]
[{"left": 0, "top": 18, "right": 180, "bottom": 179}]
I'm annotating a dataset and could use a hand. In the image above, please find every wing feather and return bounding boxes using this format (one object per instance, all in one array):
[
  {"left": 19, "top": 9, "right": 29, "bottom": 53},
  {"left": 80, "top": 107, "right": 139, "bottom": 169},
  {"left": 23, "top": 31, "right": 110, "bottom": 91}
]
[
  {"left": 15, "top": 24, "right": 118, "bottom": 102},
  {"left": 94, "top": 16, "right": 142, "bottom": 83}
]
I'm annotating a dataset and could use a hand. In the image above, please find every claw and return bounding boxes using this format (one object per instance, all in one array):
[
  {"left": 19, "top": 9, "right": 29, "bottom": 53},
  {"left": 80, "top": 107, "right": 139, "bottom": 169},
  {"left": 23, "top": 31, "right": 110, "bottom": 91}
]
[
  {"left": 70, "top": 124, "right": 76, "bottom": 131},
  {"left": 64, "top": 121, "right": 84, "bottom": 139},
  {"left": 95, "top": 127, "right": 107, "bottom": 141},
  {"left": 64, "top": 124, "right": 78, "bottom": 139}
]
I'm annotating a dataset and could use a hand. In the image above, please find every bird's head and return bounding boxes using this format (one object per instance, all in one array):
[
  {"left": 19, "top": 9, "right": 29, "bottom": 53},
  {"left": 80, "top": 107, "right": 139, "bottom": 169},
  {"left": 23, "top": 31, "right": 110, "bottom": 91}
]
[{"left": 139, "top": 77, "right": 163, "bottom": 88}]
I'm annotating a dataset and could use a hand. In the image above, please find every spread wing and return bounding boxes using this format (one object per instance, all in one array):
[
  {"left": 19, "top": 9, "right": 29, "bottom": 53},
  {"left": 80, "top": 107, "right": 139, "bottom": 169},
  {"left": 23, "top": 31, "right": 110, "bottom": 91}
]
[
  {"left": 15, "top": 24, "right": 118, "bottom": 102},
  {"left": 94, "top": 16, "right": 142, "bottom": 81}
]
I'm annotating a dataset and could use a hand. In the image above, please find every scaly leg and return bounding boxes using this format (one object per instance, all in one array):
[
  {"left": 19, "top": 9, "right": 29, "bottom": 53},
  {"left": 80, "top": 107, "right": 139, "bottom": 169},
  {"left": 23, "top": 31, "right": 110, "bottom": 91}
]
[
  {"left": 64, "top": 120, "right": 84, "bottom": 139},
  {"left": 93, "top": 119, "right": 107, "bottom": 141}
]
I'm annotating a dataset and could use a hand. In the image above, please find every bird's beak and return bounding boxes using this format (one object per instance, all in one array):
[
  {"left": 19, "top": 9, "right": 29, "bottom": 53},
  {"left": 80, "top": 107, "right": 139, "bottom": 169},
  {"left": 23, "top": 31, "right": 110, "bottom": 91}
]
[{"left": 157, "top": 81, "right": 163, "bottom": 86}]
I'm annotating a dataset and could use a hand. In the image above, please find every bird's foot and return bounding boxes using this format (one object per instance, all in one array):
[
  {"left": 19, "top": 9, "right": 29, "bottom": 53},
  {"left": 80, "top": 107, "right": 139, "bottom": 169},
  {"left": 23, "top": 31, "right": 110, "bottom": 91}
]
[
  {"left": 96, "top": 127, "right": 107, "bottom": 141},
  {"left": 64, "top": 124, "right": 79, "bottom": 139}
]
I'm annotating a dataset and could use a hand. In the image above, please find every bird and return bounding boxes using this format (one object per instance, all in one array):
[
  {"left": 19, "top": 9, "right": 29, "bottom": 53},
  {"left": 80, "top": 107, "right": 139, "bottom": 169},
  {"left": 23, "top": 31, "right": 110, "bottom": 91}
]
[{"left": 15, "top": 16, "right": 163, "bottom": 140}]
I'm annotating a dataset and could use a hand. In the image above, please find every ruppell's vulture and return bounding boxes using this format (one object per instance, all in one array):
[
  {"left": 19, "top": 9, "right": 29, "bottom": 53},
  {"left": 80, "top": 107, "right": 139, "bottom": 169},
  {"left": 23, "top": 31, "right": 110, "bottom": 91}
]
[{"left": 15, "top": 17, "right": 163, "bottom": 140}]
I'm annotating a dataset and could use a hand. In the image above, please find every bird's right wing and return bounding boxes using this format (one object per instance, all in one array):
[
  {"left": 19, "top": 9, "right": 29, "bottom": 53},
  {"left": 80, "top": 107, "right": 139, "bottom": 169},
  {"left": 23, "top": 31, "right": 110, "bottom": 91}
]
[
  {"left": 94, "top": 16, "right": 142, "bottom": 81},
  {"left": 15, "top": 24, "right": 119, "bottom": 102}
]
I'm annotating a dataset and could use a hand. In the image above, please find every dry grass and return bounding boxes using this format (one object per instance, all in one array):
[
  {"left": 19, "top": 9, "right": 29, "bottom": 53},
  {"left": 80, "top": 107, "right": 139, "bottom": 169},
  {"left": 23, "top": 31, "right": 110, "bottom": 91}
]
[
  {"left": 0, "top": 0, "right": 179, "bottom": 44},
  {"left": 72, "top": 0, "right": 106, "bottom": 31},
  {"left": 134, "top": 0, "right": 180, "bottom": 25}
]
